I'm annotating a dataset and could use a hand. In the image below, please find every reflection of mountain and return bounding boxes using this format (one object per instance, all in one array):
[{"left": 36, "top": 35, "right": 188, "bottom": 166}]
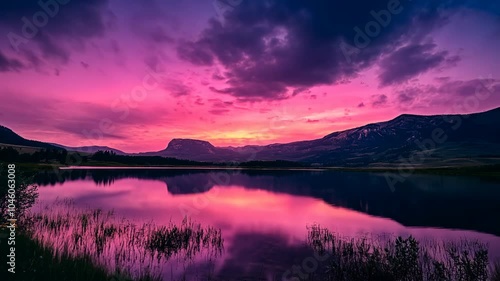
[{"left": 36, "top": 169, "right": 500, "bottom": 236}]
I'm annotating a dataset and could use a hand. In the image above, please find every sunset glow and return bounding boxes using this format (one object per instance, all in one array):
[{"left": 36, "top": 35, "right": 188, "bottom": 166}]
[{"left": 1, "top": 1, "right": 500, "bottom": 152}]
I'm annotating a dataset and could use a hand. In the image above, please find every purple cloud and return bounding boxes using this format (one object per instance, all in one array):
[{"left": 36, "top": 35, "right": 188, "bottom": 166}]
[
  {"left": 378, "top": 42, "right": 460, "bottom": 87},
  {"left": 371, "top": 94, "right": 388, "bottom": 107},
  {"left": 0, "top": 0, "right": 111, "bottom": 70},
  {"left": 177, "top": 0, "right": 459, "bottom": 100},
  {"left": 0, "top": 51, "right": 23, "bottom": 72}
]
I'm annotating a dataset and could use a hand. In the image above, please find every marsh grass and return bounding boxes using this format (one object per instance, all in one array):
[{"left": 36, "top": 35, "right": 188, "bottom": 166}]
[
  {"left": 23, "top": 199, "right": 223, "bottom": 281},
  {"left": 307, "top": 225, "right": 493, "bottom": 281}
]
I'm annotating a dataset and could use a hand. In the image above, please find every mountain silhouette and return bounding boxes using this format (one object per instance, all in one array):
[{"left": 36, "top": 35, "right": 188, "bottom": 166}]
[{"left": 2, "top": 107, "right": 500, "bottom": 166}]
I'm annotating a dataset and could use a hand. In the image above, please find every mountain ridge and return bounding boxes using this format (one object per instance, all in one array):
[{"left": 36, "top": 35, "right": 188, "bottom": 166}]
[
  {"left": 144, "top": 107, "right": 500, "bottom": 165},
  {"left": 1, "top": 107, "right": 500, "bottom": 166}
]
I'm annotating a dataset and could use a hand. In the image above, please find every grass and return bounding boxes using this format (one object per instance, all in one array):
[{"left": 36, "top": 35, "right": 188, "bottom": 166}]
[
  {"left": 1, "top": 198, "right": 223, "bottom": 281},
  {"left": 21, "top": 200, "right": 223, "bottom": 281},
  {"left": 306, "top": 225, "right": 500, "bottom": 281},
  {"left": 0, "top": 228, "right": 116, "bottom": 281}
]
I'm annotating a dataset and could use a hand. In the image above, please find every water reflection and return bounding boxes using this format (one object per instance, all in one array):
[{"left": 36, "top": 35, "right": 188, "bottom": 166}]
[
  {"left": 31, "top": 168, "right": 500, "bottom": 280},
  {"left": 35, "top": 168, "right": 500, "bottom": 235}
]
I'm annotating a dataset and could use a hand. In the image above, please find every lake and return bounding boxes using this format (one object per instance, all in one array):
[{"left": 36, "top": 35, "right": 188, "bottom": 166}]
[{"left": 32, "top": 168, "right": 500, "bottom": 280}]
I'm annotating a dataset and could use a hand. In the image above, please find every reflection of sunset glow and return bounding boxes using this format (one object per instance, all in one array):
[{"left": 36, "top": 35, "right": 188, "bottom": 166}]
[
  {"left": 35, "top": 179, "right": 500, "bottom": 250},
  {"left": 33, "top": 176, "right": 500, "bottom": 279},
  {"left": 206, "top": 187, "right": 290, "bottom": 208}
]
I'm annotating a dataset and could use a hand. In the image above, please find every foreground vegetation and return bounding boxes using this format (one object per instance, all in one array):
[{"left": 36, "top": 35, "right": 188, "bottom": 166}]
[
  {"left": 21, "top": 201, "right": 222, "bottom": 280},
  {"left": 2, "top": 167, "right": 500, "bottom": 280},
  {"left": 0, "top": 229, "right": 118, "bottom": 281},
  {"left": 307, "top": 225, "right": 500, "bottom": 281},
  {"left": 0, "top": 169, "right": 223, "bottom": 280}
]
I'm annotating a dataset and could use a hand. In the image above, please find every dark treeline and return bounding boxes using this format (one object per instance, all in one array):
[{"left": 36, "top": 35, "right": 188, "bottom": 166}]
[
  {"left": 0, "top": 147, "right": 307, "bottom": 168},
  {"left": 90, "top": 150, "right": 211, "bottom": 166},
  {"left": 91, "top": 151, "right": 307, "bottom": 168},
  {"left": 0, "top": 147, "right": 86, "bottom": 164}
]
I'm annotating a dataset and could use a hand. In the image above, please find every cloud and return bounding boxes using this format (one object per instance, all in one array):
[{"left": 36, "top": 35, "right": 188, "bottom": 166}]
[
  {"left": 393, "top": 78, "right": 500, "bottom": 109},
  {"left": 0, "top": 0, "right": 111, "bottom": 71},
  {"left": 357, "top": 102, "right": 365, "bottom": 108},
  {"left": 436, "top": 78, "right": 500, "bottom": 97},
  {"left": 209, "top": 109, "right": 230, "bottom": 115},
  {"left": 177, "top": 0, "right": 460, "bottom": 100},
  {"left": 212, "top": 71, "right": 225, "bottom": 81},
  {"left": 396, "top": 87, "right": 424, "bottom": 106},
  {"left": 378, "top": 42, "right": 460, "bottom": 87},
  {"left": 0, "top": 93, "right": 169, "bottom": 141},
  {"left": 164, "top": 80, "right": 192, "bottom": 97},
  {"left": 147, "top": 26, "right": 174, "bottom": 44},
  {"left": 208, "top": 99, "right": 234, "bottom": 115},
  {"left": 177, "top": 40, "right": 214, "bottom": 65},
  {"left": 36, "top": 32, "right": 70, "bottom": 63},
  {"left": 371, "top": 94, "right": 388, "bottom": 107},
  {"left": 0, "top": 51, "right": 23, "bottom": 72}
]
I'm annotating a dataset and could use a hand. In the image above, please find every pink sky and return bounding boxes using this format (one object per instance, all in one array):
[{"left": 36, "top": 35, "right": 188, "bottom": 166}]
[{"left": 1, "top": 1, "right": 500, "bottom": 152}]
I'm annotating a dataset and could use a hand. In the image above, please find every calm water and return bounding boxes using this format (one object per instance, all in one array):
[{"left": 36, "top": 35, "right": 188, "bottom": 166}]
[{"left": 33, "top": 168, "right": 500, "bottom": 280}]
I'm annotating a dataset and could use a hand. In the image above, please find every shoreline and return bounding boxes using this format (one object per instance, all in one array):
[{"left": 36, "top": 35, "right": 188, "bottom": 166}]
[
  {"left": 54, "top": 163, "right": 500, "bottom": 177},
  {"left": 12, "top": 162, "right": 500, "bottom": 178}
]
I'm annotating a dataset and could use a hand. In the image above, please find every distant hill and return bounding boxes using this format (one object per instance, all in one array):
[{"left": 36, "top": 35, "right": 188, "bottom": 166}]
[
  {"left": 138, "top": 138, "right": 245, "bottom": 162},
  {"left": 143, "top": 107, "right": 500, "bottom": 166},
  {"left": 0, "top": 125, "right": 64, "bottom": 151},
  {"left": 51, "top": 144, "right": 126, "bottom": 155},
  {"left": 2, "top": 107, "right": 500, "bottom": 166}
]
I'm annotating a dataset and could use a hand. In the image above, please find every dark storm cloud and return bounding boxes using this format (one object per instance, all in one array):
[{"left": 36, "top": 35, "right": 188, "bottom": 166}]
[
  {"left": 177, "top": 0, "right": 463, "bottom": 100},
  {"left": 0, "top": 0, "right": 110, "bottom": 70},
  {"left": 378, "top": 42, "right": 460, "bottom": 87}
]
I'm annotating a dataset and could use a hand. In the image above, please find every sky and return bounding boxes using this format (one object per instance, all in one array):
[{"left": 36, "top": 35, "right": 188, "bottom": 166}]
[{"left": 1, "top": 0, "right": 500, "bottom": 152}]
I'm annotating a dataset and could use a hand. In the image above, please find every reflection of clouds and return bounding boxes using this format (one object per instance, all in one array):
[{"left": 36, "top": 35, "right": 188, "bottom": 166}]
[
  {"left": 35, "top": 169, "right": 500, "bottom": 236},
  {"left": 33, "top": 169, "right": 500, "bottom": 279}
]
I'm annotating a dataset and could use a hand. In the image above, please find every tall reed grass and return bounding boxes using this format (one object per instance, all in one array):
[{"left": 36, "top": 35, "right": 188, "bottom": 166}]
[
  {"left": 307, "top": 225, "right": 496, "bottom": 281},
  {"left": 24, "top": 199, "right": 223, "bottom": 281}
]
